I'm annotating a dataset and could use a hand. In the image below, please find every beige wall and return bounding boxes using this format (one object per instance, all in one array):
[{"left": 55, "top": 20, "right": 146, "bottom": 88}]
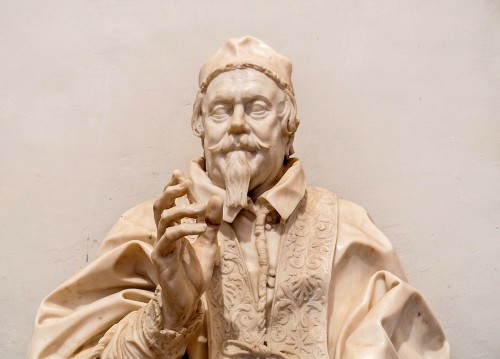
[{"left": 1, "top": 0, "right": 499, "bottom": 357}]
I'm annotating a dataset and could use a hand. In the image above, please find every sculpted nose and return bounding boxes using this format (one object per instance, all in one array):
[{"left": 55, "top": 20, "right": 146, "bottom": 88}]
[{"left": 228, "top": 105, "right": 250, "bottom": 135}]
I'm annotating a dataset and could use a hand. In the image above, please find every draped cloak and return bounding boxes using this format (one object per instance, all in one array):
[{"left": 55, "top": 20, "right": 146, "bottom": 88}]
[{"left": 27, "top": 159, "right": 450, "bottom": 358}]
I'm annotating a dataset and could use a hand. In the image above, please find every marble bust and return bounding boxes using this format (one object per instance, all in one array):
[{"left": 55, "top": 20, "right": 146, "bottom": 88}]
[{"left": 28, "top": 37, "right": 450, "bottom": 358}]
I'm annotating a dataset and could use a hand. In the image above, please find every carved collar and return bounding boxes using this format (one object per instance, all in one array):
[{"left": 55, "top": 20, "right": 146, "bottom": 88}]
[{"left": 187, "top": 157, "right": 306, "bottom": 223}]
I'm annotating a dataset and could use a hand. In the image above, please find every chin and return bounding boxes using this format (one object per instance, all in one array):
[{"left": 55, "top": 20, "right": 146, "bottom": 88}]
[{"left": 248, "top": 164, "right": 273, "bottom": 189}]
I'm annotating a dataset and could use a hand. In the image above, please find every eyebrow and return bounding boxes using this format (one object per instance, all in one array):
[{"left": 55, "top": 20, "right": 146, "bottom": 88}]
[
  {"left": 205, "top": 89, "right": 232, "bottom": 105},
  {"left": 207, "top": 94, "right": 272, "bottom": 107}
]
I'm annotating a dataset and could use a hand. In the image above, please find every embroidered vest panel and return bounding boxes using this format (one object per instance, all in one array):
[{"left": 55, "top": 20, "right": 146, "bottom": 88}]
[{"left": 205, "top": 187, "right": 338, "bottom": 359}]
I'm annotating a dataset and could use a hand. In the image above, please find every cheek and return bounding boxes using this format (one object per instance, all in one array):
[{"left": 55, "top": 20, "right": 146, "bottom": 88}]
[
  {"left": 203, "top": 121, "right": 228, "bottom": 144},
  {"left": 252, "top": 117, "right": 282, "bottom": 141}
]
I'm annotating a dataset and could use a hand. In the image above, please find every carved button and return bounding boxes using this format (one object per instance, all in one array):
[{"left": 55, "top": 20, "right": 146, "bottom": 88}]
[
  {"left": 267, "top": 276, "right": 276, "bottom": 288},
  {"left": 265, "top": 211, "right": 280, "bottom": 225}
]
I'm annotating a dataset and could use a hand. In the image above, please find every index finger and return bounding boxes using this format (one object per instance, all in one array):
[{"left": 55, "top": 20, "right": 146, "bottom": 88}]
[
  {"left": 154, "top": 170, "right": 191, "bottom": 224},
  {"left": 163, "top": 170, "right": 187, "bottom": 192}
]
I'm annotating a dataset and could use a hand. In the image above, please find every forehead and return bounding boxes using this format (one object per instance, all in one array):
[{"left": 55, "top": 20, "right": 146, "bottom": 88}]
[{"left": 204, "top": 69, "right": 282, "bottom": 103}]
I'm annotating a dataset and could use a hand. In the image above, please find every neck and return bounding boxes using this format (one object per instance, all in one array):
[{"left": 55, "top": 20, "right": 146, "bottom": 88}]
[{"left": 248, "top": 160, "right": 287, "bottom": 201}]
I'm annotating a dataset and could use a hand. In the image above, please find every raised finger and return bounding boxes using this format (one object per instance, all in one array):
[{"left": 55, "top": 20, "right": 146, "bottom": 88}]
[
  {"left": 172, "top": 170, "right": 192, "bottom": 205},
  {"left": 156, "top": 222, "right": 207, "bottom": 256},
  {"left": 154, "top": 179, "right": 191, "bottom": 225},
  {"left": 157, "top": 203, "right": 206, "bottom": 237},
  {"left": 162, "top": 170, "right": 186, "bottom": 192}
]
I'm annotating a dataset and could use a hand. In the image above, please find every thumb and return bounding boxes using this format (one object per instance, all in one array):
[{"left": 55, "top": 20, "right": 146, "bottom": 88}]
[
  {"left": 198, "top": 195, "right": 223, "bottom": 248},
  {"left": 194, "top": 195, "right": 223, "bottom": 285},
  {"left": 193, "top": 195, "right": 223, "bottom": 250},
  {"left": 205, "top": 195, "right": 223, "bottom": 226}
]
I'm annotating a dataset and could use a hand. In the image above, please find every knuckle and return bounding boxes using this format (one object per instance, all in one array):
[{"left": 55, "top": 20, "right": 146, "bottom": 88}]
[
  {"left": 162, "top": 229, "right": 172, "bottom": 240},
  {"left": 152, "top": 249, "right": 169, "bottom": 262},
  {"left": 160, "top": 210, "right": 170, "bottom": 220},
  {"left": 164, "top": 227, "right": 178, "bottom": 240},
  {"left": 151, "top": 250, "right": 161, "bottom": 261},
  {"left": 173, "top": 169, "right": 182, "bottom": 178}
]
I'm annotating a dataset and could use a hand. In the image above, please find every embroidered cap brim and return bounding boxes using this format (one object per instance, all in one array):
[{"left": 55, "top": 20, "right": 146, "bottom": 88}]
[{"left": 199, "top": 36, "right": 294, "bottom": 95}]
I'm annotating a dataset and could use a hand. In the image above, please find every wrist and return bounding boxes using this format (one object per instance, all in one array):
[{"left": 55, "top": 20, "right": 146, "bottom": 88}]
[
  {"left": 160, "top": 291, "right": 200, "bottom": 330},
  {"left": 161, "top": 305, "right": 188, "bottom": 330},
  {"left": 143, "top": 286, "right": 204, "bottom": 357}
]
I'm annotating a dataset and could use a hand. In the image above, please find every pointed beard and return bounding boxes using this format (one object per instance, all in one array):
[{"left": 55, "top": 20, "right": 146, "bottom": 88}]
[{"left": 223, "top": 151, "right": 251, "bottom": 208}]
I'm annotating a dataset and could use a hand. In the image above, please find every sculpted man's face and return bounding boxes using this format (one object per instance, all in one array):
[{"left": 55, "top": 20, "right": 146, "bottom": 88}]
[{"left": 201, "top": 68, "right": 288, "bottom": 207}]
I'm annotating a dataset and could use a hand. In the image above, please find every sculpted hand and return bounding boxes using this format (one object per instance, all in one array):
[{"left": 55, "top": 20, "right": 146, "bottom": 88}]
[{"left": 152, "top": 170, "right": 223, "bottom": 329}]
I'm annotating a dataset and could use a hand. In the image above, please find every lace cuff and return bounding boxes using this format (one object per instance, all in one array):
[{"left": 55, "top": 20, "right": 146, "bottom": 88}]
[{"left": 143, "top": 286, "right": 203, "bottom": 358}]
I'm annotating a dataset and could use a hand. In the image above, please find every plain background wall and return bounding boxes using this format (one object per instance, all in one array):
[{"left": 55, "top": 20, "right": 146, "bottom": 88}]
[{"left": 1, "top": 0, "right": 499, "bottom": 357}]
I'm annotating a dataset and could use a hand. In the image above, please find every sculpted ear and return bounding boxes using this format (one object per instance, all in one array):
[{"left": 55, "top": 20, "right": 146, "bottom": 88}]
[
  {"left": 279, "top": 90, "right": 300, "bottom": 158},
  {"left": 191, "top": 91, "right": 205, "bottom": 139}
]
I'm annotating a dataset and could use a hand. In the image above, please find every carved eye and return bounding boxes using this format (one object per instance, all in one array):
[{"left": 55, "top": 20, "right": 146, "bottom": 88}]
[
  {"left": 247, "top": 101, "right": 270, "bottom": 119},
  {"left": 210, "top": 103, "right": 232, "bottom": 122}
]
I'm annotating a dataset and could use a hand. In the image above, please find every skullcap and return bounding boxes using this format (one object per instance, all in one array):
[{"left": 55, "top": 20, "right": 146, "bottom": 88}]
[{"left": 199, "top": 36, "right": 294, "bottom": 95}]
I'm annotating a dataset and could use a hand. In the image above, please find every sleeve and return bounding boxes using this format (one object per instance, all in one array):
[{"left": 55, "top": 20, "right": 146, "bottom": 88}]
[
  {"left": 327, "top": 199, "right": 450, "bottom": 359},
  {"left": 26, "top": 200, "right": 203, "bottom": 359},
  {"left": 95, "top": 287, "right": 203, "bottom": 359}
]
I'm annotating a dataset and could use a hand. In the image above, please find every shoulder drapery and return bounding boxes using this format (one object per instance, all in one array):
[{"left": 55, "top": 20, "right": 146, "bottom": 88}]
[
  {"left": 27, "top": 200, "right": 159, "bottom": 358},
  {"left": 329, "top": 199, "right": 449, "bottom": 358}
]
